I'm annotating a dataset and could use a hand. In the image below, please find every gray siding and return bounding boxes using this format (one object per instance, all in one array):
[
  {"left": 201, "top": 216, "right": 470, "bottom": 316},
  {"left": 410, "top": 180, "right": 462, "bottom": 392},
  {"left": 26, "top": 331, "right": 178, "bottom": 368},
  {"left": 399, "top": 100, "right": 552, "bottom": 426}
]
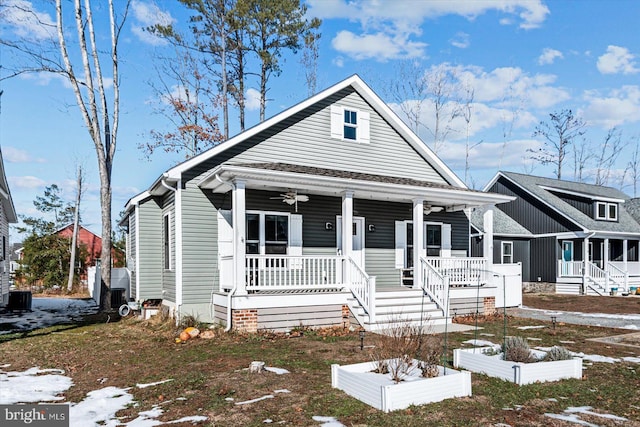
[
  {"left": 0, "top": 202, "right": 8, "bottom": 305},
  {"left": 181, "top": 182, "right": 218, "bottom": 304},
  {"left": 162, "top": 192, "right": 176, "bottom": 302},
  {"left": 128, "top": 213, "right": 137, "bottom": 298},
  {"left": 490, "top": 178, "right": 579, "bottom": 234},
  {"left": 183, "top": 88, "right": 449, "bottom": 185},
  {"left": 551, "top": 191, "right": 593, "bottom": 218},
  {"left": 137, "top": 198, "right": 163, "bottom": 300},
  {"left": 492, "top": 238, "right": 531, "bottom": 282}
]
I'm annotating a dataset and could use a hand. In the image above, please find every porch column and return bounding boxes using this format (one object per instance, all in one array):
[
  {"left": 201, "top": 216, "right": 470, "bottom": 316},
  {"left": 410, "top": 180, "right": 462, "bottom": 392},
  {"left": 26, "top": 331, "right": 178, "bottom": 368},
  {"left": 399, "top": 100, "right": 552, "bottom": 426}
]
[
  {"left": 483, "top": 206, "right": 494, "bottom": 266},
  {"left": 233, "top": 180, "right": 247, "bottom": 296},
  {"left": 413, "top": 198, "right": 424, "bottom": 288},
  {"left": 604, "top": 238, "right": 610, "bottom": 267},
  {"left": 583, "top": 236, "right": 589, "bottom": 285},
  {"left": 623, "top": 239, "right": 628, "bottom": 269},
  {"left": 341, "top": 191, "right": 354, "bottom": 284}
]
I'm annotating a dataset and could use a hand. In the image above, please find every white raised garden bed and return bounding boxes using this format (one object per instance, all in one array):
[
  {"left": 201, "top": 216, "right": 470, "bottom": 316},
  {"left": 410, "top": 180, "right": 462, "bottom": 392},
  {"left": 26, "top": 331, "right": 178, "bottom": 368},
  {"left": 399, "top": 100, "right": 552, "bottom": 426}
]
[
  {"left": 331, "top": 360, "right": 472, "bottom": 413},
  {"left": 453, "top": 347, "right": 582, "bottom": 385}
]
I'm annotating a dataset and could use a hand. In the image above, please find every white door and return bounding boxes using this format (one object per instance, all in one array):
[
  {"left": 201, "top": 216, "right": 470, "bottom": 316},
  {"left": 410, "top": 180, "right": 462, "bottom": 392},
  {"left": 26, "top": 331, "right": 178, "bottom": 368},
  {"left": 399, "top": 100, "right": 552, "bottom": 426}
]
[{"left": 337, "top": 216, "right": 365, "bottom": 269}]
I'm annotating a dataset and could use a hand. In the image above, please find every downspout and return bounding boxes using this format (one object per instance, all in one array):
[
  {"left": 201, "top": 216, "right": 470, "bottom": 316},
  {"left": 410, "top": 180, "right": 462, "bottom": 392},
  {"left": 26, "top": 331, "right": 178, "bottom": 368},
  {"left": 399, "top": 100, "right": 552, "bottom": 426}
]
[
  {"left": 214, "top": 173, "right": 237, "bottom": 332},
  {"left": 161, "top": 175, "right": 180, "bottom": 321}
]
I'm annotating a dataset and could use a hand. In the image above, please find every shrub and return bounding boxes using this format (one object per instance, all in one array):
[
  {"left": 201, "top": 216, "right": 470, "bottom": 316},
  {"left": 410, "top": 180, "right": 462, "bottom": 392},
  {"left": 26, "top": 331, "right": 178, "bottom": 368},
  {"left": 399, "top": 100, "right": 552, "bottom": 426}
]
[
  {"left": 543, "top": 346, "right": 574, "bottom": 361},
  {"left": 502, "top": 336, "right": 537, "bottom": 363}
]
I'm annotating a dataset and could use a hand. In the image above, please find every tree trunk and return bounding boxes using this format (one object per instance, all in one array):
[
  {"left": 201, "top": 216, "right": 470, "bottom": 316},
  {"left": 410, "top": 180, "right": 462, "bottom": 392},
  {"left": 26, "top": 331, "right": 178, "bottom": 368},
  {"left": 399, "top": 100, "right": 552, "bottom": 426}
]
[{"left": 67, "top": 166, "right": 83, "bottom": 292}]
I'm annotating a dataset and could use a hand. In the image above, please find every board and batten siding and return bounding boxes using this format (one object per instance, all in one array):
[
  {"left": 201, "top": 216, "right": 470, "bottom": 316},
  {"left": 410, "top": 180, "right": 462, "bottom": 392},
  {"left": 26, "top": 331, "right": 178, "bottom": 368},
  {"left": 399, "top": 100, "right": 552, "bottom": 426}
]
[
  {"left": 530, "top": 236, "right": 557, "bottom": 283},
  {"left": 137, "top": 198, "right": 163, "bottom": 300},
  {"left": 492, "top": 238, "right": 531, "bottom": 282},
  {"left": 183, "top": 87, "right": 449, "bottom": 185},
  {"left": 489, "top": 178, "right": 579, "bottom": 234}
]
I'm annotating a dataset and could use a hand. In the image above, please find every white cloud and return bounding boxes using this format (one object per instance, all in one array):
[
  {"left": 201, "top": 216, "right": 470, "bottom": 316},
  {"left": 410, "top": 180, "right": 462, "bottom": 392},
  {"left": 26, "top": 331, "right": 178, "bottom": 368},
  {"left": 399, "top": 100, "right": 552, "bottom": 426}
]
[
  {"left": 3, "top": 147, "right": 45, "bottom": 163},
  {"left": 581, "top": 85, "right": 640, "bottom": 127},
  {"left": 8, "top": 175, "right": 46, "bottom": 190},
  {"left": 1, "top": 0, "right": 56, "bottom": 41},
  {"left": 438, "top": 139, "right": 542, "bottom": 171},
  {"left": 538, "top": 48, "right": 563, "bottom": 65},
  {"left": 331, "top": 30, "right": 426, "bottom": 61},
  {"left": 450, "top": 32, "right": 470, "bottom": 49},
  {"left": 131, "top": 0, "right": 175, "bottom": 46},
  {"left": 597, "top": 45, "right": 639, "bottom": 75},
  {"left": 309, "top": 1, "right": 548, "bottom": 62},
  {"left": 332, "top": 56, "right": 345, "bottom": 68},
  {"left": 245, "top": 88, "right": 261, "bottom": 111}
]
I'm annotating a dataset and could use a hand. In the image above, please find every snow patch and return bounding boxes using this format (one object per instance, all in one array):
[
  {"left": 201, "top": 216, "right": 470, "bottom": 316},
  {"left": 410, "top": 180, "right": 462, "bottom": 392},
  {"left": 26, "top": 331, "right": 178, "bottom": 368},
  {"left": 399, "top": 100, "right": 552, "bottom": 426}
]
[
  {"left": 517, "top": 325, "right": 545, "bottom": 330},
  {"left": 136, "top": 379, "right": 174, "bottom": 388},
  {"left": 546, "top": 406, "right": 627, "bottom": 426},
  {"left": 312, "top": 416, "right": 346, "bottom": 427},
  {"left": 235, "top": 395, "right": 274, "bottom": 405},
  {"left": 264, "top": 367, "right": 290, "bottom": 375},
  {"left": 0, "top": 367, "right": 73, "bottom": 404}
]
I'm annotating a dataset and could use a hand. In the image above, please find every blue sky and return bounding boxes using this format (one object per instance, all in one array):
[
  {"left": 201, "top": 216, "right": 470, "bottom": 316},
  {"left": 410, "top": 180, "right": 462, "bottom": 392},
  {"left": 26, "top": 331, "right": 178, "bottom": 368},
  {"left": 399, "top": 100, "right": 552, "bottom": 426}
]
[{"left": 2, "top": 0, "right": 640, "bottom": 242}]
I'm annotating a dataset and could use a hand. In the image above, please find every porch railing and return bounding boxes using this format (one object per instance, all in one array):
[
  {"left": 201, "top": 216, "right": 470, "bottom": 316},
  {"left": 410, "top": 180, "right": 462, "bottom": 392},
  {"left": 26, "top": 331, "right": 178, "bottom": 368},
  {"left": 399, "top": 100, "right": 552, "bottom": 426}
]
[
  {"left": 425, "top": 257, "right": 489, "bottom": 286},
  {"left": 557, "top": 260, "right": 584, "bottom": 277},
  {"left": 347, "top": 257, "right": 376, "bottom": 323},
  {"left": 245, "top": 255, "right": 343, "bottom": 291},
  {"left": 586, "top": 261, "right": 608, "bottom": 293},
  {"left": 607, "top": 262, "right": 628, "bottom": 290},
  {"left": 420, "top": 257, "right": 450, "bottom": 316}
]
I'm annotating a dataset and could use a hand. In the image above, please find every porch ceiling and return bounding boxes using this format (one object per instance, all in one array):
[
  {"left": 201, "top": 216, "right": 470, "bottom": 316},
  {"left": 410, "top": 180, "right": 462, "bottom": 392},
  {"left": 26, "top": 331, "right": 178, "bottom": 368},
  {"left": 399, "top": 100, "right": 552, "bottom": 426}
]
[{"left": 199, "top": 163, "right": 513, "bottom": 210}]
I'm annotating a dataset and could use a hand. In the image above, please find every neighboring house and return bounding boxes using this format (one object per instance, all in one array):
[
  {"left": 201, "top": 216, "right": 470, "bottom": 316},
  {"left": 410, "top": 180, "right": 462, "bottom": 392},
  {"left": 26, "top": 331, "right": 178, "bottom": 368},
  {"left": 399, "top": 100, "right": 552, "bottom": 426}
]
[
  {"left": 9, "top": 243, "right": 23, "bottom": 278},
  {"left": 475, "top": 171, "right": 640, "bottom": 295},
  {"left": 122, "top": 75, "right": 513, "bottom": 332},
  {"left": 55, "top": 224, "right": 125, "bottom": 283},
  {"left": 0, "top": 147, "right": 17, "bottom": 305}
]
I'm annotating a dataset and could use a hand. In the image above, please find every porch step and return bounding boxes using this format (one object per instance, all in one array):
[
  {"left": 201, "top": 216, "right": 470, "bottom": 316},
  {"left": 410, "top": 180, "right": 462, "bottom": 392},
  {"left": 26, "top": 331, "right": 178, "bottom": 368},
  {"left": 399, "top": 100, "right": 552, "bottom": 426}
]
[{"left": 348, "top": 289, "right": 447, "bottom": 332}]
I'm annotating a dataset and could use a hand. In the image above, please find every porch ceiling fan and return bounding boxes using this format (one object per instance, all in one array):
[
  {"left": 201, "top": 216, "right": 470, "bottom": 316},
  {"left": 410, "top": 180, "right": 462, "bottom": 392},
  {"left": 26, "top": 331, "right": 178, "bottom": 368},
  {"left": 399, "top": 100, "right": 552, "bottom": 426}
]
[
  {"left": 270, "top": 191, "right": 309, "bottom": 211},
  {"left": 424, "top": 205, "right": 444, "bottom": 215}
]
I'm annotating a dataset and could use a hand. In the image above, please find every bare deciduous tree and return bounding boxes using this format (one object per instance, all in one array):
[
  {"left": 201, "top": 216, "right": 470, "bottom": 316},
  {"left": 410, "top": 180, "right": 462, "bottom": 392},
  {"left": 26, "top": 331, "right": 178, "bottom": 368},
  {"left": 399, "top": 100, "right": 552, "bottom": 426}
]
[
  {"left": 529, "top": 109, "right": 586, "bottom": 180},
  {"left": 626, "top": 137, "right": 640, "bottom": 197},
  {"left": 572, "top": 137, "right": 593, "bottom": 182},
  {"left": 67, "top": 165, "right": 84, "bottom": 292},
  {"left": 594, "top": 127, "right": 626, "bottom": 186}
]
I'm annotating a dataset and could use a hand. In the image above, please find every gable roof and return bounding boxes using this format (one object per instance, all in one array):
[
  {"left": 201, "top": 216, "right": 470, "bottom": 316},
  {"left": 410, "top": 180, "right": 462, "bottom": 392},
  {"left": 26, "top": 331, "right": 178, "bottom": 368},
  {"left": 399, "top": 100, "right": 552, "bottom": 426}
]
[
  {"left": 486, "top": 171, "right": 640, "bottom": 235},
  {"left": 470, "top": 205, "right": 533, "bottom": 237},
  {"left": 140, "top": 74, "right": 466, "bottom": 201},
  {"left": 0, "top": 148, "right": 17, "bottom": 223}
]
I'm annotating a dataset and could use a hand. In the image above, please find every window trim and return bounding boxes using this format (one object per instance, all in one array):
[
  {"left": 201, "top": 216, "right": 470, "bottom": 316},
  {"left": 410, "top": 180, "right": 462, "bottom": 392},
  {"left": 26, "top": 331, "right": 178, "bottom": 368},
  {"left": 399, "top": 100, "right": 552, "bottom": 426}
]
[
  {"left": 246, "top": 210, "right": 291, "bottom": 256},
  {"left": 501, "top": 241, "right": 513, "bottom": 264},
  {"left": 595, "top": 201, "right": 618, "bottom": 221},
  {"left": 163, "top": 212, "right": 173, "bottom": 271},
  {"left": 343, "top": 108, "right": 358, "bottom": 140}
]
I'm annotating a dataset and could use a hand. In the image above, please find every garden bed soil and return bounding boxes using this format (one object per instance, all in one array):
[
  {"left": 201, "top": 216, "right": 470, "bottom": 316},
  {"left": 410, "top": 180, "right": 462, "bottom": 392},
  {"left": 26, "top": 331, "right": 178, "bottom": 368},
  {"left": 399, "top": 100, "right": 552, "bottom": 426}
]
[{"left": 523, "top": 293, "right": 640, "bottom": 315}]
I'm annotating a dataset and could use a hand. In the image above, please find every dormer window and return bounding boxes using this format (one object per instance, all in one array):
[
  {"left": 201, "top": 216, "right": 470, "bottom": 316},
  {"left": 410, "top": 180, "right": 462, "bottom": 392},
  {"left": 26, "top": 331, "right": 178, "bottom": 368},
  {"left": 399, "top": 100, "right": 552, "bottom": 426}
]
[
  {"left": 595, "top": 201, "right": 618, "bottom": 221},
  {"left": 330, "top": 105, "right": 370, "bottom": 143}
]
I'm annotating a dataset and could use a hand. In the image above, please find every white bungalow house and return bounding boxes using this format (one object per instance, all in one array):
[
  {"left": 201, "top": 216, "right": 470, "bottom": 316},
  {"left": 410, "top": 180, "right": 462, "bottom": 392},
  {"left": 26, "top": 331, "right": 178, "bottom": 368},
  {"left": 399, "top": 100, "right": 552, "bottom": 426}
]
[{"left": 122, "top": 75, "right": 514, "bottom": 332}]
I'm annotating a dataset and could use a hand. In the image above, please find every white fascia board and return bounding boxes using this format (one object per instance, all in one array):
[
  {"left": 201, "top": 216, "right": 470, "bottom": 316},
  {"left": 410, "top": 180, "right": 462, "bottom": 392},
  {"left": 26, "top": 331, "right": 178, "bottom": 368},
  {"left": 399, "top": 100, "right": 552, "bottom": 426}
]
[
  {"left": 538, "top": 185, "right": 626, "bottom": 203},
  {"left": 161, "top": 74, "right": 465, "bottom": 189},
  {"left": 350, "top": 79, "right": 466, "bottom": 188},
  {"left": 482, "top": 171, "right": 504, "bottom": 192},
  {"left": 123, "top": 190, "right": 152, "bottom": 214},
  {"left": 204, "top": 165, "right": 513, "bottom": 206},
  {"left": 161, "top": 75, "right": 363, "bottom": 181}
]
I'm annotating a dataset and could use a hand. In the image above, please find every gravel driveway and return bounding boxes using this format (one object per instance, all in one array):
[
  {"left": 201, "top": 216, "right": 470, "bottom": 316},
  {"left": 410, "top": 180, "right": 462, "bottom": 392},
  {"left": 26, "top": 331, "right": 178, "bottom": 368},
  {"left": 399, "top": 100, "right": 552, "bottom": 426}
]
[{"left": 508, "top": 306, "right": 640, "bottom": 330}]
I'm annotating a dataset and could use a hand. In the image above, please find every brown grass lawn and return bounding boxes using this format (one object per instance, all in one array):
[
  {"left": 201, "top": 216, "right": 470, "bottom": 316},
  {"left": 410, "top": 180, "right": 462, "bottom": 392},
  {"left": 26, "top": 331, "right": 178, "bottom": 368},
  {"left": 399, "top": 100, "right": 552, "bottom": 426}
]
[
  {"left": 523, "top": 293, "right": 640, "bottom": 314},
  {"left": 2, "top": 296, "right": 640, "bottom": 426}
]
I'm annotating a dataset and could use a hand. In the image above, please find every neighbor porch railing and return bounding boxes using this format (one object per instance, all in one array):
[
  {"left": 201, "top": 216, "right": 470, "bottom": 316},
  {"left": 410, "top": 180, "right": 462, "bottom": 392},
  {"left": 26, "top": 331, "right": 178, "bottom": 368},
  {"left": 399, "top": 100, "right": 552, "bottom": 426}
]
[
  {"left": 347, "top": 257, "right": 376, "bottom": 323},
  {"left": 606, "top": 262, "right": 628, "bottom": 291},
  {"left": 557, "top": 260, "right": 584, "bottom": 277},
  {"left": 420, "top": 257, "right": 450, "bottom": 317},
  {"left": 425, "top": 257, "right": 489, "bottom": 286},
  {"left": 245, "top": 255, "right": 343, "bottom": 291}
]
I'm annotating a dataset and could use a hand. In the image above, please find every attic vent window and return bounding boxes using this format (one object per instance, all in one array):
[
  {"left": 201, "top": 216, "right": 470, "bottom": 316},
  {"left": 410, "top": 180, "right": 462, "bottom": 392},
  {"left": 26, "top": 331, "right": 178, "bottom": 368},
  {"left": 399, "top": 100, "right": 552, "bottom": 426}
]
[
  {"left": 595, "top": 201, "right": 618, "bottom": 221},
  {"left": 330, "top": 105, "right": 370, "bottom": 143},
  {"left": 344, "top": 109, "right": 357, "bottom": 140}
]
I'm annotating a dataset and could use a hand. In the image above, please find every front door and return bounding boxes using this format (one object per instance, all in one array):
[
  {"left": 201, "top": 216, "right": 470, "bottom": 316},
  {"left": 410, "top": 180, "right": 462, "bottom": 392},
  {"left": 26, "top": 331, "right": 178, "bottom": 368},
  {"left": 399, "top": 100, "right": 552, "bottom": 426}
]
[
  {"left": 561, "top": 240, "right": 574, "bottom": 275},
  {"left": 337, "top": 216, "right": 365, "bottom": 269}
]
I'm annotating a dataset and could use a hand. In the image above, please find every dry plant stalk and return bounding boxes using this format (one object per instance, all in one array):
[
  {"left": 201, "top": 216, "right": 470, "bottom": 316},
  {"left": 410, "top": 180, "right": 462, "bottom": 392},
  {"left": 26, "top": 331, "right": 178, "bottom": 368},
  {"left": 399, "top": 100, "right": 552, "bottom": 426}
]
[{"left": 368, "top": 315, "right": 442, "bottom": 382}]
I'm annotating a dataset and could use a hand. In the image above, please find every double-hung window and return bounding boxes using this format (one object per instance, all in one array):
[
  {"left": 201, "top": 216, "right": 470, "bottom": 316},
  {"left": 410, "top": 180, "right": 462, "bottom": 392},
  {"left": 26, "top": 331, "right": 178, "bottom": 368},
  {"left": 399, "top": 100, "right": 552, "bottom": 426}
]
[
  {"left": 343, "top": 109, "right": 357, "bottom": 140},
  {"left": 330, "top": 105, "right": 370, "bottom": 143},
  {"left": 501, "top": 241, "right": 513, "bottom": 264}
]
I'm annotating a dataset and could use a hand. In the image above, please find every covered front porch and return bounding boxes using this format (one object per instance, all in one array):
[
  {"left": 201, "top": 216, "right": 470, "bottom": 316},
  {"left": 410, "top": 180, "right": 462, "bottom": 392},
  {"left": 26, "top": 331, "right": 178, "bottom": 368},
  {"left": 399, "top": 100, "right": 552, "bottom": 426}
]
[
  {"left": 557, "top": 234, "right": 640, "bottom": 295},
  {"left": 202, "top": 163, "right": 513, "bottom": 331}
]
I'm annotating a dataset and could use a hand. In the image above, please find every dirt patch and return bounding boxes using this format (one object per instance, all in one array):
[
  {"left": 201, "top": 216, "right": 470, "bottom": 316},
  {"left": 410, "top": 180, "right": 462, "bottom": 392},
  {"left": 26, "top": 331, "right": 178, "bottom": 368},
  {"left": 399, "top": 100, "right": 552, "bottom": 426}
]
[
  {"left": 588, "top": 331, "right": 640, "bottom": 348},
  {"left": 523, "top": 293, "right": 640, "bottom": 315}
]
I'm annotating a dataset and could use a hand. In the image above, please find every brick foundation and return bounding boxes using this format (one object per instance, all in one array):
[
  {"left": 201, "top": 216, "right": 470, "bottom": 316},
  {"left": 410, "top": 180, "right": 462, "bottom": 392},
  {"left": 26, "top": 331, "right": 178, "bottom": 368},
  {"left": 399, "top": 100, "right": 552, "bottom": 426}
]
[
  {"left": 232, "top": 309, "right": 258, "bottom": 333},
  {"left": 483, "top": 296, "right": 496, "bottom": 315}
]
